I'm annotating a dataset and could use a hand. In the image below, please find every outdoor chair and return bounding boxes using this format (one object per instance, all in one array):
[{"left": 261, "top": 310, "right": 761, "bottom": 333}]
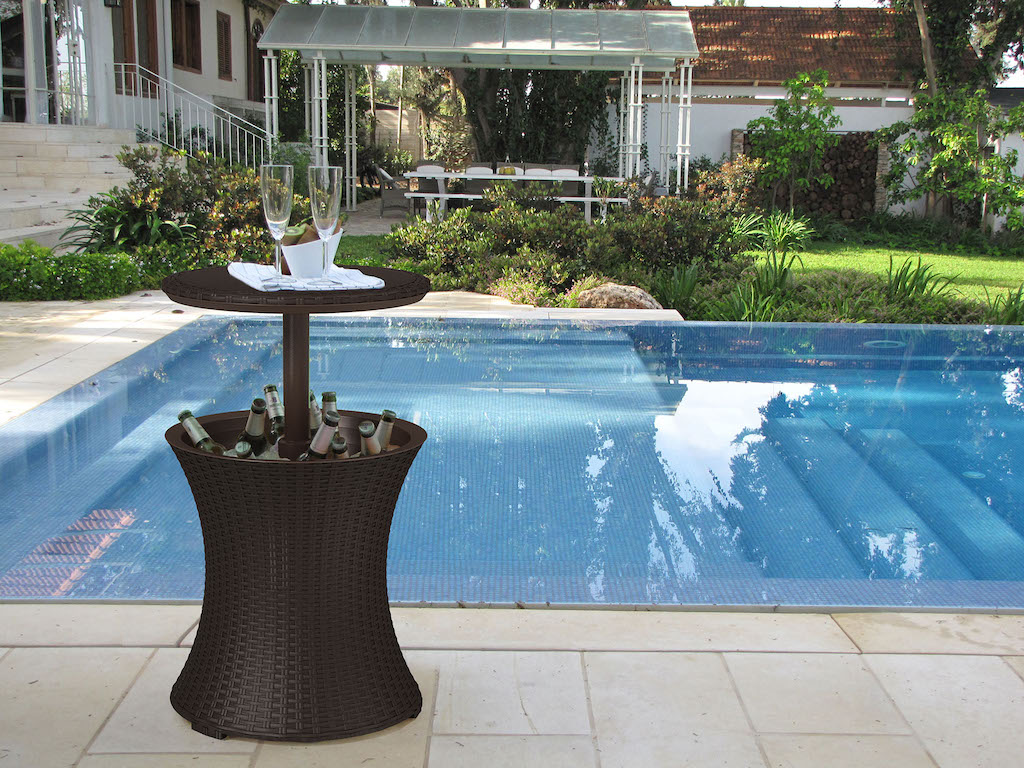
[
  {"left": 375, "top": 165, "right": 411, "bottom": 218},
  {"left": 496, "top": 163, "right": 525, "bottom": 175},
  {"left": 524, "top": 163, "right": 550, "bottom": 172},
  {"left": 552, "top": 168, "right": 580, "bottom": 197},
  {"left": 463, "top": 167, "right": 491, "bottom": 199}
]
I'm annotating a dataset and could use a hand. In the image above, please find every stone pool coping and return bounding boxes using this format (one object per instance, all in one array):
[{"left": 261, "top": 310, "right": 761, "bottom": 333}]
[{"left": 1, "top": 604, "right": 1023, "bottom": 768}]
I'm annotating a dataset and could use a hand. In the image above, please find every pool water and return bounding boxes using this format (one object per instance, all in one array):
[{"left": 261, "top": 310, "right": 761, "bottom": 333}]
[{"left": 2, "top": 317, "right": 1024, "bottom": 609}]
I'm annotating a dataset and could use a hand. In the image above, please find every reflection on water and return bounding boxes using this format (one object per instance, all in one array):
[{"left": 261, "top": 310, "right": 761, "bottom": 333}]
[{"left": 2, "top": 318, "right": 1024, "bottom": 608}]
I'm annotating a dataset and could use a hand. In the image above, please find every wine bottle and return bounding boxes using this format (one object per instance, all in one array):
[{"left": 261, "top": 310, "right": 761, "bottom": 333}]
[
  {"left": 263, "top": 384, "right": 285, "bottom": 443},
  {"left": 237, "top": 398, "right": 268, "bottom": 456},
  {"left": 178, "top": 410, "right": 226, "bottom": 455},
  {"left": 308, "top": 390, "right": 322, "bottom": 438},
  {"left": 299, "top": 410, "right": 340, "bottom": 461},
  {"left": 359, "top": 420, "right": 381, "bottom": 456},
  {"left": 374, "top": 409, "right": 396, "bottom": 451},
  {"left": 233, "top": 440, "right": 253, "bottom": 459}
]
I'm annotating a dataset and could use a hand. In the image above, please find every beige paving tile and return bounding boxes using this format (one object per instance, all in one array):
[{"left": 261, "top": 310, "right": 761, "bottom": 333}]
[
  {"left": 835, "top": 613, "right": 1024, "bottom": 655},
  {"left": 586, "top": 652, "right": 764, "bottom": 768},
  {"left": 0, "top": 604, "right": 201, "bottom": 646},
  {"left": 428, "top": 735, "right": 595, "bottom": 767},
  {"left": 759, "top": 734, "right": 936, "bottom": 768},
  {"left": 393, "top": 607, "right": 857, "bottom": 652},
  {"left": 90, "top": 648, "right": 256, "bottom": 754},
  {"left": 725, "top": 653, "right": 909, "bottom": 735},
  {"left": 252, "top": 650, "right": 437, "bottom": 768},
  {"left": 867, "top": 654, "right": 1024, "bottom": 768},
  {"left": 432, "top": 650, "right": 590, "bottom": 735},
  {"left": 179, "top": 624, "right": 198, "bottom": 647},
  {"left": 78, "top": 756, "right": 253, "bottom": 768},
  {"left": 0, "top": 647, "right": 151, "bottom": 768},
  {"left": 1005, "top": 655, "right": 1024, "bottom": 682}
]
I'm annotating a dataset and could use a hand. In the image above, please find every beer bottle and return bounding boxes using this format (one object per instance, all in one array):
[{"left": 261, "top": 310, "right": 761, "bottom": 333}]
[
  {"left": 237, "top": 398, "right": 268, "bottom": 456},
  {"left": 321, "top": 391, "right": 338, "bottom": 416},
  {"left": 359, "top": 420, "right": 381, "bottom": 456},
  {"left": 178, "top": 410, "right": 226, "bottom": 455},
  {"left": 233, "top": 440, "right": 253, "bottom": 459},
  {"left": 330, "top": 434, "right": 348, "bottom": 459},
  {"left": 263, "top": 384, "right": 285, "bottom": 443},
  {"left": 308, "top": 390, "right": 322, "bottom": 438},
  {"left": 299, "top": 410, "right": 340, "bottom": 461},
  {"left": 374, "top": 409, "right": 396, "bottom": 451}
]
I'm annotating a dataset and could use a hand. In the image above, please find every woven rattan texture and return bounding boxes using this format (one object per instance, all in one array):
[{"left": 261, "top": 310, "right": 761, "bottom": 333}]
[
  {"left": 161, "top": 266, "right": 431, "bottom": 313},
  {"left": 167, "top": 413, "right": 424, "bottom": 741}
]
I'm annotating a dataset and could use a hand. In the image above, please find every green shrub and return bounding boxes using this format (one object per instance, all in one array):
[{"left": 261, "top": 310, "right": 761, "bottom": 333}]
[
  {"left": 0, "top": 242, "right": 139, "bottom": 300},
  {"left": 650, "top": 263, "right": 702, "bottom": 315},
  {"left": 985, "top": 285, "right": 1024, "bottom": 325},
  {"left": 885, "top": 256, "right": 956, "bottom": 302}
]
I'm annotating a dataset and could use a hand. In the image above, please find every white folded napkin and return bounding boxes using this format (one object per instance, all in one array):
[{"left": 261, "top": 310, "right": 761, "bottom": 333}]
[{"left": 228, "top": 262, "right": 385, "bottom": 292}]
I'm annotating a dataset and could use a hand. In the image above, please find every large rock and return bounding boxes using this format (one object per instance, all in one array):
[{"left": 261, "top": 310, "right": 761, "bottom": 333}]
[{"left": 577, "top": 283, "right": 663, "bottom": 310}]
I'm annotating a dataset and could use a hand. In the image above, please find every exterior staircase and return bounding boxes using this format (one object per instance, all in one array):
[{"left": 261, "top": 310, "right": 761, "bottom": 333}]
[{"left": 0, "top": 124, "right": 137, "bottom": 250}]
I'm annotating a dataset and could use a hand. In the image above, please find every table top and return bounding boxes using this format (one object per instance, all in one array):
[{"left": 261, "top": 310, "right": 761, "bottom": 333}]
[
  {"left": 162, "top": 266, "right": 431, "bottom": 315},
  {"left": 404, "top": 170, "right": 619, "bottom": 183}
]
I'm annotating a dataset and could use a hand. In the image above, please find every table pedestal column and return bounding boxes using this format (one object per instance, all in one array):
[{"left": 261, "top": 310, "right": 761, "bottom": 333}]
[{"left": 278, "top": 313, "right": 311, "bottom": 460}]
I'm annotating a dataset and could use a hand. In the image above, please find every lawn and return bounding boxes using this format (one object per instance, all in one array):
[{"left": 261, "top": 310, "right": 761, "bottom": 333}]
[
  {"left": 336, "top": 233, "right": 1024, "bottom": 308},
  {"left": 798, "top": 242, "right": 1024, "bottom": 303}
]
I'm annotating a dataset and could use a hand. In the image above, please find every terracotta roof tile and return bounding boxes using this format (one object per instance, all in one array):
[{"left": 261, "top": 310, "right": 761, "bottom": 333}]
[{"left": 670, "top": 7, "right": 923, "bottom": 86}]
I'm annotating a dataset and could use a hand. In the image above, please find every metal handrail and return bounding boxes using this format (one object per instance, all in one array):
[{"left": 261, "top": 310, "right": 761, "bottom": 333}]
[{"left": 112, "top": 63, "right": 268, "bottom": 169}]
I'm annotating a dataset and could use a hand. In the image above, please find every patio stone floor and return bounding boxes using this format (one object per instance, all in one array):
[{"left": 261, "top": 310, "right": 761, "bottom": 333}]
[
  {"left": 0, "top": 605, "right": 1023, "bottom": 767},
  {"left": 2, "top": 293, "right": 1023, "bottom": 766}
]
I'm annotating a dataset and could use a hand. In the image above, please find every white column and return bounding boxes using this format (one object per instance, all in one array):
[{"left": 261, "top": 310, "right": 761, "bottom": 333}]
[
  {"left": 659, "top": 74, "right": 670, "bottom": 183},
  {"left": 675, "top": 60, "right": 693, "bottom": 195},
  {"left": 303, "top": 63, "right": 312, "bottom": 138},
  {"left": 271, "top": 53, "right": 280, "bottom": 142},
  {"left": 625, "top": 63, "right": 636, "bottom": 177},
  {"left": 263, "top": 51, "right": 274, "bottom": 148},
  {"left": 345, "top": 65, "right": 357, "bottom": 211},
  {"left": 22, "top": 0, "right": 49, "bottom": 123},
  {"left": 633, "top": 61, "right": 644, "bottom": 177},
  {"left": 617, "top": 71, "right": 627, "bottom": 178}
]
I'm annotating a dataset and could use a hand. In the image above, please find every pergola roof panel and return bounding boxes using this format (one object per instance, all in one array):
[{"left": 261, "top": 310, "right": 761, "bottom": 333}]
[{"left": 259, "top": 5, "right": 698, "bottom": 72}]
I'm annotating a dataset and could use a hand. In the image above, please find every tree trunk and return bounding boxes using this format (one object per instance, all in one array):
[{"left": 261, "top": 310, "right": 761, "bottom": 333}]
[{"left": 912, "top": 0, "right": 939, "bottom": 97}]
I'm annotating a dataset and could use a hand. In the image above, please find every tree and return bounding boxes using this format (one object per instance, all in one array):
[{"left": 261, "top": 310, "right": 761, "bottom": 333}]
[
  {"left": 745, "top": 70, "right": 842, "bottom": 212},
  {"left": 875, "top": 87, "right": 1024, "bottom": 229},
  {"left": 887, "top": 0, "right": 1024, "bottom": 89}
]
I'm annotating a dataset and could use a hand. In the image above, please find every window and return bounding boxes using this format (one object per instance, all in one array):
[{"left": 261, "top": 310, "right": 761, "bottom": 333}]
[
  {"left": 247, "top": 19, "right": 265, "bottom": 102},
  {"left": 216, "top": 12, "right": 232, "bottom": 81},
  {"left": 171, "top": 0, "right": 201, "bottom": 73}
]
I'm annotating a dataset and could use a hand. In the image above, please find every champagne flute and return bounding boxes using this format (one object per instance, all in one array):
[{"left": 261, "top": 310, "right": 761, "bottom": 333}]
[
  {"left": 260, "top": 164, "right": 294, "bottom": 278},
  {"left": 307, "top": 165, "right": 343, "bottom": 279}
]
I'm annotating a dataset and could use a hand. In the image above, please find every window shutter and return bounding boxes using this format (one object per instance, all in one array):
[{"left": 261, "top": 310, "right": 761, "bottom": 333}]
[{"left": 217, "top": 12, "right": 232, "bottom": 80}]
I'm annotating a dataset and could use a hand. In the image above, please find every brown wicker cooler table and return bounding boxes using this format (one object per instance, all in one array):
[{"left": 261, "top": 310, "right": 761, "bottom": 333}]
[{"left": 161, "top": 266, "right": 431, "bottom": 741}]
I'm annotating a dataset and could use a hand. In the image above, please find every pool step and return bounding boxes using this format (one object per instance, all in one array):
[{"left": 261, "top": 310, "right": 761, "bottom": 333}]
[
  {"left": 763, "top": 418, "right": 972, "bottom": 581},
  {"left": 925, "top": 442, "right": 1024, "bottom": 539},
  {"left": 848, "top": 429, "right": 1024, "bottom": 580},
  {"left": 728, "top": 439, "right": 864, "bottom": 579}
]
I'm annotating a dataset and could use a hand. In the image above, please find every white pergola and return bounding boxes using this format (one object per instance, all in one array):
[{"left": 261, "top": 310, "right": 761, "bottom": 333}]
[{"left": 258, "top": 5, "right": 699, "bottom": 211}]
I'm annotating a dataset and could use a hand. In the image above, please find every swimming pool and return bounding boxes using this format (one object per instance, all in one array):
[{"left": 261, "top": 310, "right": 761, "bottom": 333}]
[{"left": 2, "top": 316, "right": 1024, "bottom": 609}]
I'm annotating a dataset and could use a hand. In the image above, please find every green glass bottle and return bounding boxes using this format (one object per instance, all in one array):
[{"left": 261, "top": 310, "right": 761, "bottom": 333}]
[
  {"left": 299, "top": 410, "right": 340, "bottom": 461},
  {"left": 178, "top": 410, "right": 226, "bottom": 455},
  {"left": 330, "top": 434, "right": 348, "bottom": 459},
  {"left": 237, "top": 398, "right": 268, "bottom": 456},
  {"left": 263, "top": 384, "right": 285, "bottom": 444},
  {"left": 233, "top": 440, "right": 253, "bottom": 459},
  {"left": 374, "top": 409, "right": 396, "bottom": 451},
  {"left": 308, "top": 390, "right": 322, "bottom": 439},
  {"left": 358, "top": 419, "right": 381, "bottom": 457}
]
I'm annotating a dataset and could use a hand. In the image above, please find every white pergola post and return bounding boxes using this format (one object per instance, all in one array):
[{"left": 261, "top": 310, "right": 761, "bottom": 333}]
[
  {"left": 675, "top": 59, "right": 693, "bottom": 195},
  {"left": 308, "top": 54, "right": 329, "bottom": 167},
  {"left": 617, "top": 72, "right": 627, "bottom": 178},
  {"left": 263, "top": 51, "right": 280, "bottom": 149},
  {"left": 659, "top": 74, "right": 670, "bottom": 183},
  {"left": 344, "top": 66, "right": 358, "bottom": 212},
  {"left": 303, "top": 63, "right": 312, "bottom": 139},
  {"left": 624, "top": 59, "right": 645, "bottom": 179}
]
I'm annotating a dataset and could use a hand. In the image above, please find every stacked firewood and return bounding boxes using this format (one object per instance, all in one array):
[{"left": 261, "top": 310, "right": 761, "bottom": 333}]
[{"left": 742, "top": 131, "right": 879, "bottom": 220}]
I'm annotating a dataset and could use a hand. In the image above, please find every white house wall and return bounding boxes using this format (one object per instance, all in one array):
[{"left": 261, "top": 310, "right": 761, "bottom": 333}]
[{"left": 171, "top": 0, "right": 262, "bottom": 104}]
